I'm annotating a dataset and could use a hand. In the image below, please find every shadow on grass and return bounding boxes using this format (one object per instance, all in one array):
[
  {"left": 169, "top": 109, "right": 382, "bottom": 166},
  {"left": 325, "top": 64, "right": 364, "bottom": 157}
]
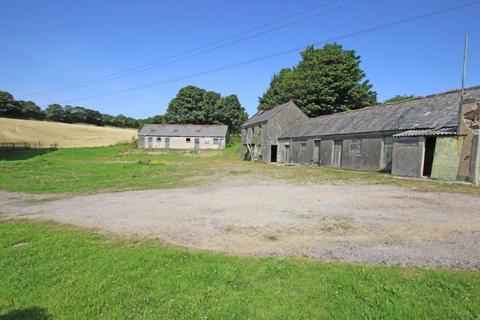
[
  {"left": 0, "top": 307, "right": 51, "bottom": 320},
  {"left": 0, "top": 148, "right": 57, "bottom": 161}
]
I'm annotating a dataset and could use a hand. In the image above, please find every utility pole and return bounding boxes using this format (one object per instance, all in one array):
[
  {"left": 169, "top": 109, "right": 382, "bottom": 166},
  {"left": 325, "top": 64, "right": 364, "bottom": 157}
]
[{"left": 461, "top": 35, "right": 468, "bottom": 100}]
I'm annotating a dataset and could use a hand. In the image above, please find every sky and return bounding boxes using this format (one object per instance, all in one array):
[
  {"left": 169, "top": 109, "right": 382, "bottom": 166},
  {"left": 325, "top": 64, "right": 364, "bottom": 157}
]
[{"left": 1, "top": 0, "right": 479, "bottom": 119}]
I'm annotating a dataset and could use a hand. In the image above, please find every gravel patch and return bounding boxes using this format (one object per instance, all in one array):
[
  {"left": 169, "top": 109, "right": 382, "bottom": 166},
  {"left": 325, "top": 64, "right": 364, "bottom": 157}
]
[{"left": 1, "top": 176, "right": 479, "bottom": 270}]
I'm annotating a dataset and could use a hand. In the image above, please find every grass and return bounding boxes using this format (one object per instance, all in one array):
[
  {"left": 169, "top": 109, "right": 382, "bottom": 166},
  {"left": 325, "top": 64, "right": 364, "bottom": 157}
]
[
  {"left": 1, "top": 221, "right": 479, "bottom": 319},
  {"left": 0, "top": 140, "right": 479, "bottom": 195},
  {"left": 264, "top": 234, "right": 279, "bottom": 241},
  {"left": 0, "top": 117, "right": 137, "bottom": 148}
]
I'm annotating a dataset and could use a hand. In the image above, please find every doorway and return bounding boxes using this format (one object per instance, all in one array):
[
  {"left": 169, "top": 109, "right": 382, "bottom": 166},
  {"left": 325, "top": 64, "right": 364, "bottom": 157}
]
[
  {"left": 314, "top": 140, "right": 321, "bottom": 164},
  {"left": 270, "top": 145, "right": 277, "bottom": 162},
  {"left": 333, "top": 140, "right": 342, "bottom": 167},
  {"left": 284, "top": 145, "right": 291, "bottom": 163},
  {"left": 165, "top": 137, "right": 170, "bottom": 149},
  {"left": 422, "top": 137, "right": 436, "bottom": 177},
  {"left": 194, "top": 137, "right": 200, "bottom": 149}
]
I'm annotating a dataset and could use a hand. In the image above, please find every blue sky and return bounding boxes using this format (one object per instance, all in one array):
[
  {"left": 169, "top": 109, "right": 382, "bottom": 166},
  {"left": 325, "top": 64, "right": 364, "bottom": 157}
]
[{"left": 1, "top": 0, "right": 479, "bottom": 118}]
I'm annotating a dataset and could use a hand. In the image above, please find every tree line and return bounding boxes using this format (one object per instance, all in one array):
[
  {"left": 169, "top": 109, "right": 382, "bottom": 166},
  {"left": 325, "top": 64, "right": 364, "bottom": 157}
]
[{"left": 0, "top": 91, "right": 145, "bottom": 128}]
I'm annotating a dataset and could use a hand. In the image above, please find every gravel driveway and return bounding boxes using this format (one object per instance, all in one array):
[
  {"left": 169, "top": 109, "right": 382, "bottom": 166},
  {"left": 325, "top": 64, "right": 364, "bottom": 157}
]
[{"left": 1, "top": 176, "right": 479, "bottom": 270}]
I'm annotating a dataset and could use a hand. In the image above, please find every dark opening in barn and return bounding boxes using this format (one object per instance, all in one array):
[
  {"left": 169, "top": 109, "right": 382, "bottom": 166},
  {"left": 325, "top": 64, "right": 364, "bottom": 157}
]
[
  {"left": 423, "top": 137, "right": 437, "bottom": 177},
  {"left": 271, "top": 145, "right": 278, "bottom": 162}
]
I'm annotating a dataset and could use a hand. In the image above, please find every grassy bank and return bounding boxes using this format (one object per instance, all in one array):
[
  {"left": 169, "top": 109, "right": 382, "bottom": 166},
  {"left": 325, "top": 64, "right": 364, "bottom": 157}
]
[
  {"left": 0, "top": 142, "right": 479, "bottom": 195},
  {"left": 0, "top": 221, "right": 479, "bottom": 319}
]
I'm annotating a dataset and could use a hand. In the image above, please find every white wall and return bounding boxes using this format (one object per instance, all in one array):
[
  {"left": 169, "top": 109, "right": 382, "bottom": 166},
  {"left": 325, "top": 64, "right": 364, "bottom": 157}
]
[{"left": 143, "top": 136, "right": 225, "bottom": 149}]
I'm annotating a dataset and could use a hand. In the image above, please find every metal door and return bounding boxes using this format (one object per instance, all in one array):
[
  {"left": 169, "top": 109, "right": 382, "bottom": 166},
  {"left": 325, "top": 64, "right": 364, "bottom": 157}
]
[
  {"left": 333, "top": 140, "right": 342, "bottom": 167},
  {"left": 194, "top": 137, "right": 200, "bottom": 149}
]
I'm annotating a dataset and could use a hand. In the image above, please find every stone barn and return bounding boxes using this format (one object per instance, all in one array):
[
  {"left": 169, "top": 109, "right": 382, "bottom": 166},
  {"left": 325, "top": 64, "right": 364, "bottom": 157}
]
[
  {"left": 268, "top": 86, "right": 480, "bottom": 182},
  {"left": 138, "top": 124, "right": 228, "bottom": 149},
  {"left": 241, "top": 101, "right": 307, "bottom": 162}
]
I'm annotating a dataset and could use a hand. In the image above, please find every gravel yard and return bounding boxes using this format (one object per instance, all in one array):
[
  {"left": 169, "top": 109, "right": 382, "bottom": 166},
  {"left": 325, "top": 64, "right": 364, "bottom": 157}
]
[{"left": 1, "top": 176, "right": 479, "bottom": 270}]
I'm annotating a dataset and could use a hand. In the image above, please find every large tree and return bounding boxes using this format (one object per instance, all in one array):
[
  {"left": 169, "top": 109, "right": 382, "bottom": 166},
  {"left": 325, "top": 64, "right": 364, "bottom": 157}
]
[
  {"left": 259, "top": 43, "right": 377, "bottom": 117},
  {"left": 164, "top": 85, "right": 248, "bottom": 133}
]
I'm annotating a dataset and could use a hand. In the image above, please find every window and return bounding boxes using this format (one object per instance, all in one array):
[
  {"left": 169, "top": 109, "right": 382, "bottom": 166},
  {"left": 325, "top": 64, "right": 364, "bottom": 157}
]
[
  {"left": 213, "top": 138, "right": 219, "bottom": 145},
  {"left": 156, "top": 137, "right": 161, "bottom": 142},
  {"left": 147, "top": 137, "right": 153, "bottom": 143},
  {"left": 186, "top": 137, "right": 191, "bottom": 143},
  {"left": 300, "top": 143, "right": 306, "bottom": 152},
  {"left": 350, "top": 139, "right": 362, "bottom": 156}
]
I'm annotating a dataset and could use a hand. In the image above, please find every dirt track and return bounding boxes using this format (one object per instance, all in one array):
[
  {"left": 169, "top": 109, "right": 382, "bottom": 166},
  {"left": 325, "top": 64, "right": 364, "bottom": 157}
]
[{"left": 1, "top": 176, "right": 479, "bottom": 269}]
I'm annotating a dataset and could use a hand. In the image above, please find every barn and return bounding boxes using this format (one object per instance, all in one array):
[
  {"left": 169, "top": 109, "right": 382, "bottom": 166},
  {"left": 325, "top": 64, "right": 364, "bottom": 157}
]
[
  {"left": 241, "top": 101, "right": 307, "bottom": 162},
  {"left": 263, "top": 86, "right": 480, "bottom": 182},
  {"left": 138, "top": 124, "right": 229, "bottom": 149}
]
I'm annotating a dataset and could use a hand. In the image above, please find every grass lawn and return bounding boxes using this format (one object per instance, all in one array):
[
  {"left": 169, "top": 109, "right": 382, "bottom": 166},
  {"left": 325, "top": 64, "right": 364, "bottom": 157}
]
[
  {"left": 1, "top": 221, "right": 479, "bottom": 319},
  {"left": 0, "top": 141, "right": 479, "bottom": 195}
]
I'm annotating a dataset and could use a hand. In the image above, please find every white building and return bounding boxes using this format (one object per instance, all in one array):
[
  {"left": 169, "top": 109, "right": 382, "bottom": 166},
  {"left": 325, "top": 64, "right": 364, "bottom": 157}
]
[{"left": 138, "top": 124, "right": 228, "bottom": 149}]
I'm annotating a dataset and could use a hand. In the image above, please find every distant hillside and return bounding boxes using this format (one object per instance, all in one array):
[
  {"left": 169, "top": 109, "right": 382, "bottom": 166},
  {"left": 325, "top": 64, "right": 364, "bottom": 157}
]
[{"left": 0, "top": 118, "right": 137, "bottom": 148}]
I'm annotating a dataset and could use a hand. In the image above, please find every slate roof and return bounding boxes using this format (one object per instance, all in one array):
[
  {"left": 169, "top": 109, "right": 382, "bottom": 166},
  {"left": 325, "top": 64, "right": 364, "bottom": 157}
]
[
  {"left": 242, "top": 101, "right": 297, "bottom": 127},
  {"left": 280, "top": 86, "right": 480, "bottom": 139},
  {"left": 138, "top": 124, "right": 228, "bottom": 137}
]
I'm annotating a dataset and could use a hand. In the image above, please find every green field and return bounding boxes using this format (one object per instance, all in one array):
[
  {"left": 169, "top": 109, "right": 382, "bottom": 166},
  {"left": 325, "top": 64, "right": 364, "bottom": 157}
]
[
  {"left": 1, "top": 221, "right": 479, "bottom": 319},
  {"left": 0, "top": 140, "right": 479, "bottom": 195}
]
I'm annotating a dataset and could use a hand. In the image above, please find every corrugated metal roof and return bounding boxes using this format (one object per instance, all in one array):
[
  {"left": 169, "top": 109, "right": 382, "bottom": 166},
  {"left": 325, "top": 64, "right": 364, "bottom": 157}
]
[
  {"left": 280, "top": 86, "right": 480, "bottom": 139},
  {"left": 242, "top": 101, "right": 296, "bottom": 127},
  {"left": 138, "top": 124, "right": 228, "bottom": 137},
  {"left": 394, "top": 127, "right": 457, "bottom": 137}
]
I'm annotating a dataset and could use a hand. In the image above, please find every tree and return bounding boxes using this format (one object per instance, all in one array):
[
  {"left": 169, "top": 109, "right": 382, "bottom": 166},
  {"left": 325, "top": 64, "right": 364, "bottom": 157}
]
[
  {"left": 0, "top": 91, "right": 22, "bottom": 118},
  {"left": 213, "top": 95, "right": 248, "bottom": 133},
  {"left": 384, "top": 95, "right": 415, "bottom": 104},
  {"left": 45, "top": 104, "right": 65, "bottom": 122},
  {"left": 164, "top": 85, "right": 247, "bottom": 132},
  {"left": 258, "top": 43, "right": 377, "bottom": 117},
  {"left": 17, "top": 100, "right": 44, "bottom": 120},
  {"left": 142, "top": 114, "right": 165, "bottom": 125}
]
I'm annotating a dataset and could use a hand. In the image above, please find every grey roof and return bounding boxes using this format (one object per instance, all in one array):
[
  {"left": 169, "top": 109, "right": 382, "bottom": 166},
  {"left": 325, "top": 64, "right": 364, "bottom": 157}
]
[
  {"left": 243, "top": 101, "right": 296, "bottom": 127},
  {"left": 394, "top": 127, "right": 457, "bottom": 137},
  {"left": 138, "top": 124, "right": 228, "bottom": 137},
  {"left": 280, "top": 86, "right": 480, "bottom": 139}
]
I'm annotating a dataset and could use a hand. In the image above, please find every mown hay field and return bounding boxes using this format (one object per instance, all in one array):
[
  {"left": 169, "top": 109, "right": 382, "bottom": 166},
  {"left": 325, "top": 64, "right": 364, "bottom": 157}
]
[{"left": 0, "top": 117, "right": 137, "bottom": 148}]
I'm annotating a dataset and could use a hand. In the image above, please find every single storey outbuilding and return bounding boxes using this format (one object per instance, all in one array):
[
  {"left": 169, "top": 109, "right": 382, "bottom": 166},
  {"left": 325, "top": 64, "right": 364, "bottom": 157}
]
[{"left": 138, "top": 124, "right": 228, "bottom": 149}]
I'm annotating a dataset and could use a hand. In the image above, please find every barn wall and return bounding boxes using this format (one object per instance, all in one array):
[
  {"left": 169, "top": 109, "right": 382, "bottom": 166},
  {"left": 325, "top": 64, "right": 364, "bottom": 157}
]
[
  {"left": 320, "top": 140, "right": 334, "bottom": 166},
  {"left": 392, "top": 137, "right": 425, "bottom": 177},
  {"left": 263, "top": 105, "right": 308, "bottom": 162},
  {"left": 341, "top": 137, "right": 383, "bottom": 170}
]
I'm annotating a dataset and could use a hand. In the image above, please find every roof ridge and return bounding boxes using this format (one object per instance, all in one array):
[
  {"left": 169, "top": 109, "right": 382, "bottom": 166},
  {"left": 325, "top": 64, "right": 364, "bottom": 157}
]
[{"left": 300, "top": 85, "right": 480, "bottom": 121}]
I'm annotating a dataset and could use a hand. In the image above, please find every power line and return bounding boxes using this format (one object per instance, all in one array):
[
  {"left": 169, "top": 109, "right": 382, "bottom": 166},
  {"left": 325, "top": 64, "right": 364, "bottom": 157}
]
[
  {"left": 59, "top": 0, "right": 480, "bottom": 104},
  {"left": 25, "top": 0, "right": 349, "bottom": 97}
]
